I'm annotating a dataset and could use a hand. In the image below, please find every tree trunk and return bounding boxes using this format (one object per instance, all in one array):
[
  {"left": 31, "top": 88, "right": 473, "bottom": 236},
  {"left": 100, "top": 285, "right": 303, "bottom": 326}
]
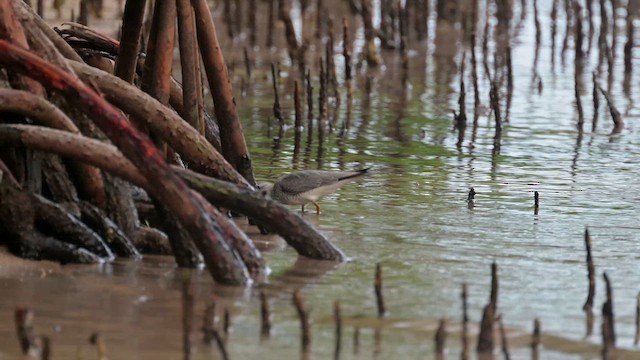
[
  {"left": 191, "top": 0, "right": 256, "bottom": 186},
  {"left": 176, "top": 0, "right": 204, "bottom": 134},
  {"left": 114, "top": 0, "right": 147, "bottom": 83},
  {"left": 0, "top": 41, "right": 250, "bottom": 285},
  {"left": 0, "top": 124, "right": 345, "bottom": 262},
  {"left": 68, "top": 61, "right": 251, "bottom": 188},
  {"left": 0, "top": 160, "right": 103, "bottom": 264}
]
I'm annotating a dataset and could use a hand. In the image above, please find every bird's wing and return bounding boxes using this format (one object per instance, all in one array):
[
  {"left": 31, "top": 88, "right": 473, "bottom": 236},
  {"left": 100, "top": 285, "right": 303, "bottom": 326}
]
[{"left": 276, "top": 170, "right": 365, "bottom": 195}]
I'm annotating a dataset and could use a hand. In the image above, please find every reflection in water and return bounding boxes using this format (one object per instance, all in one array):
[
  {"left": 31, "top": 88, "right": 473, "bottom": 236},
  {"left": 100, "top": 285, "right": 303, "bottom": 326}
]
[
  {"left": 269, "top": 257, "right": 342, "bottom": 291},
  {"left": 303, "top": 68, "right": 315, "bottom": 168},
  {"left": 591, "top": 72, "right": 600, "bottom": 133},
  {"left": 433, "top": 17, "right": 458, "bottom": 109},
  {"left": 316, "top": 120, "right": 326, "bottom": 169},
  {"left": 354, "top": 76, "right": 372, "bottom": 148},
  {"left": 270, "top": 122, "right": 285, "bottom": 167},
  {"left": 550, "top": 0, "right": 558, "bottom": 72},
  {"left": 571, "top": 129, "right": 582, "bottom": 182},
  {"left": 373, "top": 327, "right": 381, "bottom": 357},
  {"left": 292, "top": 129, "right": 302, "bottom": 170},
  {"left": 180, "top": 270, "right": 194, "bottom": 359},
  {"left": 455, "top": 53, "right": 468, "bottom": 150}
]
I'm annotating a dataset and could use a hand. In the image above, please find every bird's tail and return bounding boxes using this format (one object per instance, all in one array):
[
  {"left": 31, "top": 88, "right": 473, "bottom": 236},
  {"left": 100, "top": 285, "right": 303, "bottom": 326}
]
[{"left": 338, "top": 168, "right": 370, "bottom": 181}]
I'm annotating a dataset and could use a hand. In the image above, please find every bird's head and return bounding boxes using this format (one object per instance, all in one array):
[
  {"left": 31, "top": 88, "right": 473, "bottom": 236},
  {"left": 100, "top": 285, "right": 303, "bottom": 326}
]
[{"left": 256, "top": 181, "right": 274, "bottom": 199}]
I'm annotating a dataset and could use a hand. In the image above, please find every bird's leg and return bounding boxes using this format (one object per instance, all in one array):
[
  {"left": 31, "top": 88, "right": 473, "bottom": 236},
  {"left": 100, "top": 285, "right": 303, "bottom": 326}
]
[{"left": 312, "top": 201, "right": 321, "bottom": 214}]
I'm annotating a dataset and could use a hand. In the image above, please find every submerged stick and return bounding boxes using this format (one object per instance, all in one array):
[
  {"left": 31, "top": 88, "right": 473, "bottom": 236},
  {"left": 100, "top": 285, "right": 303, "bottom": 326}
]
[
  {"left": 461, "top": 283, "right": 469, "bottom": 360},
  {"left": 506, "top": 44, "right": 514, "bottom": 122},
  {"left": 573, "top": 0, "right": 585, "bottom": 61},
  {"left": 586, "top": 0, "right": 595, "bottom": 53},
  {"left": 214, "top": 333, "right": 229, "bottom": 360},
  {"left": 584, "top": 229, "right": 596, "bottom": 338},
  {"left": 89, "top": 332, "right": 107, "bottom": 360},
  {"left": 41, "top": 336, "right": 50, "bottom": 360},
  {"left": 316, "top": 0, "right": 324, "bottom": 39},
  {"left": 531, "top": 318, "right": 541, "bottom": 360},
  {"left": 478, "top": 263, "right": 498, "bottom": 355},
  {"left": 575, "top": 75, "right": 585, "bottom": 131},
  {"left": 201, "top": 303, "right": 227, "bottom": 360},
  {"left": 279, "top": 0, "right": 305, "bottom": 67},
  {"left": 353, "top": 327, "right": 360, "bottom": 355},
  {"left": 306, "top": 68, "right": 314, "bottom": 131},
  {"left": 271, "top": 63, "right": 284, "bottom": 126},
  {"left": 342, "top": 17, "right": 352, "bottom": 106},
  {"left": 534, "top": 0, "right": 541, "bottom": 51},
  {"left": 14, "top": 307, "right": 40, "bottom": 356},
  {"left": 602, "top": 272, "right": 616, "bottom": 359},
  {"left": 624, "top": 1, "right": 634, "bottom": 75},
  {"left": 598, "top": 86, "right": 624, "bottom": 134},
  {"left": 260, "top": 291, "right": 271, "bottom": 339},
  {"left": 415, "top": 0, "right": 430, "bottom": 39},
  {"left": 560, "top": 0, "right": 572, "bottom": 65},
  {"left": 476, "top": 303, "right": 494, "bottom": 355},
  {"left": 294, "top": 80, "right": 302, "bottom": 132},
  {"left": 609, "top": 0, "right": 618, "bottom": 62},
  {"left": 266, "top": 0, "right": 274, "bottom": 47},
  {"left": 361, "top": 0, "right": 381, "bottom": 67},
  {"left": 398, "top": 2, "right": 408, "bottom": 85},
  {"left": 318, "top": 57, "right": 327, "bottom": 125},
  {"left": 233, "top": 0, "right": 242, "bottom": 35},
  {"left": 455, "top": 52, "right": 467, "bottom": 149},
  {"left": 334, "top": 301, "right": 342, "bottom": 360},
  {"left": 248, "top": 0, "right": 256, "bottom": 46},
  {"left": 490, "top": 79, "right": 502, "bottom": 154},
  {"left": 470, "top": 33, "right": 480, "bottom": 126},
  {"left": 293, "top": 290, "right": 311, "bottom": 353},
  {"left": 551, "top": 0, "right": 558, "bottom": 68},
  {"left": 634, "top": 292, "right": 639, "bottom": 346},
  {"left": 592, "top": 72, "right": 600, "bottom": 132},
  {"left": 223, "top": 309, "right": 231, "bottom": 339},
  {"left": 481, "top": 5, "right": 491, "bottom": 78},
  {"left": 375, "top": 263, "right": 386, "bottom": 317},
  {"left": 583, "top": 228, "right": 596, "bottom": 312},
  {"left": 597, "top": 0, "right": 610, "bottom": 75},
  {"left": 181, "top": 270, "right": 194, "bottom": 360},
  {"left": 326, "top": 20, "right": 339, "bottom": 108},
  {"left": 435, "top": 319, "right": 446, "bottom": 360},
  {"left": 202, "top": 301, "right": 216, "bottom": 344},
  {"left": 498, "top": 315, "right": 511, "bottom": 360},
  {"left": 490, "top": 261, "right": 499, "bottom": 309}
]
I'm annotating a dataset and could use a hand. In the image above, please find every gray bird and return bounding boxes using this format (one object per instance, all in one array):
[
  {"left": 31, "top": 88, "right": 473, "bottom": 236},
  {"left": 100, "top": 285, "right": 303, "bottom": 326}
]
[{"left": 258, "top": 168, "right": 369, "bottom": 214}]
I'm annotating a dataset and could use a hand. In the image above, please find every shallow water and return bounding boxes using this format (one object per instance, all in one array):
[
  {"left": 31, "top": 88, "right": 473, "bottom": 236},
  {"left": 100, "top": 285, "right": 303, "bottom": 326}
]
[{"left": 1, "top": 0, "right": 640, "bottom": 359}]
